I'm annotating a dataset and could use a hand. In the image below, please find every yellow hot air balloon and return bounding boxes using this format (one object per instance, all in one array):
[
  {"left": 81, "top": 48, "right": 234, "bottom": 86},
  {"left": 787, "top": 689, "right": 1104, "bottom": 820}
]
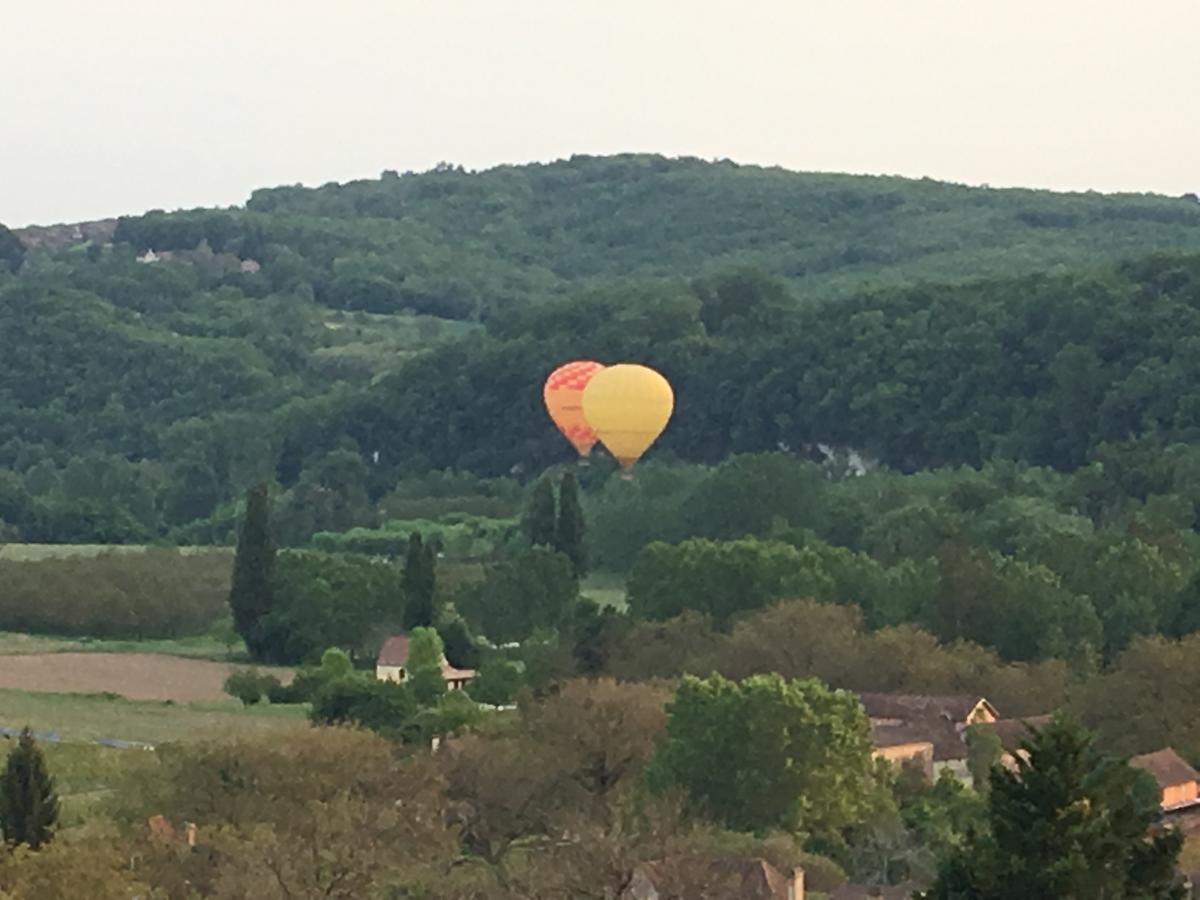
[
  {"left": 544, "top": 360, "right": 606, "bottom": 457},
  {"left": 582, "top": 363, "right": 674, "bottom": 471}
]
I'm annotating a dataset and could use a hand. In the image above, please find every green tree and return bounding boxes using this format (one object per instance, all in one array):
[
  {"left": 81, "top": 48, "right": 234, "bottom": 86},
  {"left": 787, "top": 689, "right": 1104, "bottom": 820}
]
[
  {"left": 459, "top": 548, "right": 579, "bottom": 643},
  {"left": 401, "top": 532, "right": 437, "bottom": 630},
  {"left": 646, "top": 672, "right": 877, "bottom": 838},
  {"left": 406, "top": 626, "right": 447, "bottom": 705},
  {"left": 228, "top": 483, "right": 275, "bottom": 660},
  {"left": 466, "top": 657, "right": 523, "bottom": 706},
  {"left": 554, "top": 471, "right": 586, "bottom": 576},
  {"left": 524, "top": 477, "right": 557, "bottom": 548},
  {"left": 927, "top": 716, "right": 1185, "bottom": 899},
  {"left": 964, "top": 722, "right": 1004, "bottom": 793},
  {"left": 0, "top": 728, "right": 59, "bottom": 849}
]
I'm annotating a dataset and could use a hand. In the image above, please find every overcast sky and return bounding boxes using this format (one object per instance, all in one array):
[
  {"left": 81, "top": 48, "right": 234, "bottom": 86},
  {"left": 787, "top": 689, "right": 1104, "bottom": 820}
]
[{"left": 3, "top": 1, "right": 1198, "bottom": 226}]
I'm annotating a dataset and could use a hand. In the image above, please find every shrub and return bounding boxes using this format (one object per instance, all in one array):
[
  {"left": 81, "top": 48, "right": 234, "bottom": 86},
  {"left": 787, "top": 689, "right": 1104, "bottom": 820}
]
[{"left": 223, "top": 668, "right": 280, "bottom": 706}]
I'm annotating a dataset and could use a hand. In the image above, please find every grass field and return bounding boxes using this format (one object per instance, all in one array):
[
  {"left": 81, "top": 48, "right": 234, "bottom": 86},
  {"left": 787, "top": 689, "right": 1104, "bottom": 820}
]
[
  {"left": 0, "top": 689, "right": 306, "bottom": 745},
  {"left": 0, "top": 543, "right": 231, "bottom": 561},
  {"left": 0, "top": 630, "right": 242, "bottom": 660},
  {"left": 0, "top": 652, "right": 290, "bottom": 702},
  {"left": 581, "top": 572, "right": 628, "bottom": 611}
]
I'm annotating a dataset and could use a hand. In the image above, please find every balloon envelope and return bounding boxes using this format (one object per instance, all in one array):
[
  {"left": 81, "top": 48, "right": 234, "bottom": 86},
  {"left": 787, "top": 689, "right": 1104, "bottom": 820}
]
[
  {"left": 544, "top": 360, "right": 605, "bottom": 457},
  {"left": 581, "top": 363, "right": 674, "bottom": 469}
]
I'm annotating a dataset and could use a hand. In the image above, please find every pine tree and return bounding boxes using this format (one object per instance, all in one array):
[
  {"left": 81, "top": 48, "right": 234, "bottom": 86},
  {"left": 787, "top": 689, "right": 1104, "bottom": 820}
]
[
  {"left": 229, "top": 483, "right": 275, "bottom": 660},
  {"left": 524, "top": 477, "right": 557, "bottom": 548},
  {"left": 928, "top": 715, "right": 1185, "bottom": 899},
  {"left": 0, "top": 728, "right": 59, "bottom": 849},
  {"left": 402, "top": 532, "right": 437, "bottom": 630},
  {"left": 555, "top": 471, "right": 587, "bottom": 577}
]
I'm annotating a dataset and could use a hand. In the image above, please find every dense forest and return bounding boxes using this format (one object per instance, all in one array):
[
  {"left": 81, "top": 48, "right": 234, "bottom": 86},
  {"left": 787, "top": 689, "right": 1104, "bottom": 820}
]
[{"left": 3, "top": 154, "right": 1200, "bottom": 545}]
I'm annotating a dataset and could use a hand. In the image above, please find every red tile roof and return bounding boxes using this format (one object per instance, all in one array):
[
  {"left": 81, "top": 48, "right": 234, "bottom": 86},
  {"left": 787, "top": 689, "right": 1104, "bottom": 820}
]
[
  {"left": 377, "top": 634, "right": 475, "bottom": 682},
  {"left": 377, "top": 634, "right": 410, "bottom": 667},
  {"left": 1131, "top": 748, "right": 1200, "bottom": 790}
]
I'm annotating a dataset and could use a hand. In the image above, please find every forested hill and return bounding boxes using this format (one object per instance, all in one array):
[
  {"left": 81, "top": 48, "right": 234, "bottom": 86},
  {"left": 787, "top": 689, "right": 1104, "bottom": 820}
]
[
  {"left": 127, "top": 154, "right": 1200, "bottom": 309},
  {"left": 3, "top": 154, "right": 1200, "bottom": 543}
]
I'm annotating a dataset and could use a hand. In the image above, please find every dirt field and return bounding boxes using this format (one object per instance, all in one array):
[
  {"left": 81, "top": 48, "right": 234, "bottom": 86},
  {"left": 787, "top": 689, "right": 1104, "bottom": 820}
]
[{"left": 0, "top": 652, "right": 290, "bottom": 702}]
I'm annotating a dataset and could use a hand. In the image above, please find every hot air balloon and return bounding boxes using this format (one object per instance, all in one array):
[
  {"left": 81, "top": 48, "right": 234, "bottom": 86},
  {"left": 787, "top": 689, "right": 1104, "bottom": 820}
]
[
  {"left": 581, "top": 363, "right": 674, "bottom": 473},
  {"left": 544, "top": 360, "right": 606, "bottom": 458}
]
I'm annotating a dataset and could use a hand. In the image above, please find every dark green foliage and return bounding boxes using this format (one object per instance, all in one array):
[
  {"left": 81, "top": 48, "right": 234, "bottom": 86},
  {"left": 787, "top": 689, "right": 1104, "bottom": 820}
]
[
  {"left": 458, "top": 548, "right": 579, "bottom": 643},
  {"left": 254, "top": 550, "right": 402, "bottom": 664},
  {"left": 438, "top": 617, "right": 482, "bottom": 670},
  {"left": 401, "top": 532, "right": 436, "bottom": 630},
  {"left": 465, "top": 657, "right": 523, "bottom": 706},
  {"left": 554, "top": 471, "right": 586, "bottom": 576},
  {"left": 309, "top": 677, "right": 417, "bottom": 737},
  {"left": 222, "top": 668, "right": 281, "bottom": 706},
  {"left": 407, "top": 665, "right": 448, "bottom": 706},
  {"left": 927, "top": 716, "right": 1185, "bottom": 899},
  {"left": 0, "top": 728, "right": 59, "bottom": 849},
  {"left": 523, "top": 477, "right": 557, "bottom": 548},
  {"left": 0, "top": 224, "right": 25, "bottom": 274},
  {"left": 0, "top": 550, "right": 230, "bottom": 639},
  {"left": 229, "top": 484, "right": 275, "bottom": 659}
]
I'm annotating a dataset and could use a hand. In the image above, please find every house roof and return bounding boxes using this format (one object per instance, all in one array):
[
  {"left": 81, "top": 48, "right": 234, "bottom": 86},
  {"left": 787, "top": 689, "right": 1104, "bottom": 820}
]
[
  {"left": 627, "top": 856, "right": 795, "bottom": 899},
  {"left": 871, "top": 720, "right": 966, "bottom": 762},
  {"left": 1131, "top": 748, "right": 1200, "bottom": 790},
  {"left": 857, "top": 693, "right": 997, "bottom": 724},
  {"left": 984, "top": 715, "right": 1052, "bottom": 753},
  {"left": 377, "top": 634, "right": 476, "bottom": 682},
  {"left": 377, "top": 634, "right": 410, "bottom": 667}
]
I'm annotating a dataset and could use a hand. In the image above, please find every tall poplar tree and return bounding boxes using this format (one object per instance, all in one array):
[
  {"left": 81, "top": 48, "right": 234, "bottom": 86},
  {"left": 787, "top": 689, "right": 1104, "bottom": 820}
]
[
  {"left": 0, "top": 728, "right": 59, "bottom": 849},
  {"left": 229, "top": 483, "right": 275, "bottom": 659},
  {"left": 524, "top": 477, "right": 557, "bottom": 548},
  {"left": 402, "top": 532, "right": 437, "bottom": 630},
  {"left": 555, "top": 471, "right": 586, "bottom": 577}
]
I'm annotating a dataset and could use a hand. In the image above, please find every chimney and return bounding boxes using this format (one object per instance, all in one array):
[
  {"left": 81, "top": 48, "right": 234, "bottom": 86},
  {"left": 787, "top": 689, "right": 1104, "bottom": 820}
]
[
  {"left": 788, "top": 866, "right": 805, "bottom": 900},
  {"left": 185, "top": 822, "right": 197, "bottom": 848}
]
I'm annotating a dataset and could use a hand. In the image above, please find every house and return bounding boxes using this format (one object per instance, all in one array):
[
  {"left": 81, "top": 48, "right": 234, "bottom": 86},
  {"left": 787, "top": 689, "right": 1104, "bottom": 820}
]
[
  {"left": 870, "top": 724, "right": 936, "bottom": 781},
  {"left": 857, "top": 693, "right": 998, "bottom": 729},
  {"left": 982, "top": 715, "right": 1053, "bottom": 770},
  {"left": 860, "top": 693, "right": 999, "bottom": 783},
  {"left": 376, "top": 634, "right": 476, "bottom": 690},
  {"left": 1130, "top": 748, "right": 1200, "bottom": 813},
  {"left": 622, "top": 856, "right": 804, "bottom": 900}
]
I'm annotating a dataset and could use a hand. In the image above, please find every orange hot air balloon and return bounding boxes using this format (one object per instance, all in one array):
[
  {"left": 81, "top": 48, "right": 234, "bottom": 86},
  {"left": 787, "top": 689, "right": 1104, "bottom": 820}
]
[{"left": 544, "top": 360, "right": 606, "bottom": 457}]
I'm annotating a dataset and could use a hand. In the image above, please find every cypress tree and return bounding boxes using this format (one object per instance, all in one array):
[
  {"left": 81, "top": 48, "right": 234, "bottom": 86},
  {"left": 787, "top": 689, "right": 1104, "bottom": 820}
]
[
  {"left": 0, "top": 728, "right": 59, "bottom": 849},
  {"left": 402, "top": 532, "right": 437, "bottom": 630},
  {"left": 229, "top": 483, "right": 275, "bottom": 660},
  {"left": 555, "top": 471, "right": 587, "bottom": 577},
  {"left": 524, "top": 477, "right": 557, "bottom": 548}
]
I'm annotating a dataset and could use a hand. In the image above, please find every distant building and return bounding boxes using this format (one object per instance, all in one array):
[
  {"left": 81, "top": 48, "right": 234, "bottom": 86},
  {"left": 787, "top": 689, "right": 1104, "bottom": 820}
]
[
  {"left": 860, "top": 693, "right": 1000, "bottom": 783},
  {"left": 1130, "top": 748, "right": 1200, "bottom": 813},
  {"left": 621, "top": 855, "right": 804, "bottom": 900},
  {"left": 376, "top": 633, "right": 475, "bottom": 691},
  {"left": 239, "top": 258, "right": 261, "bottom": 273}
]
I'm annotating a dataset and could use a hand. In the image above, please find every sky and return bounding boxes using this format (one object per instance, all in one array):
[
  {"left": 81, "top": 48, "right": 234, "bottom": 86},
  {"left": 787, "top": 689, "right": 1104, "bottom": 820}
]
[{"left": 3, "top": 0, "right": 1198, "bottom": 226}]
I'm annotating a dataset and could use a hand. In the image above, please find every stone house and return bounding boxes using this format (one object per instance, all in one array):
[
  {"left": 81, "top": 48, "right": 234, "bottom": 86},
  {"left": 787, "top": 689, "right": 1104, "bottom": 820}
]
[{"left": 376, "top": 633, "right": 475, "bottom": 690}]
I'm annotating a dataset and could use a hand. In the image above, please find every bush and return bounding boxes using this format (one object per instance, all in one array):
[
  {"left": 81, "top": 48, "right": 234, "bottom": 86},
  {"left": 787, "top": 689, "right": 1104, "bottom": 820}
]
[
  {"left": 466, "top": 657, "right": 523, "bottom": 706},
  {"left": 223, "top": 668, "right": 281, "bottom": 706}
]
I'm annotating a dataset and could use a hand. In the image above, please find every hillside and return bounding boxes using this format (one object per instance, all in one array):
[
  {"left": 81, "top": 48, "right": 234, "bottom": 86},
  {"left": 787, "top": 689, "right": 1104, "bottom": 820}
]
[{"left": 3, "top": 154, "right": 1200, "bottom": 542}]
